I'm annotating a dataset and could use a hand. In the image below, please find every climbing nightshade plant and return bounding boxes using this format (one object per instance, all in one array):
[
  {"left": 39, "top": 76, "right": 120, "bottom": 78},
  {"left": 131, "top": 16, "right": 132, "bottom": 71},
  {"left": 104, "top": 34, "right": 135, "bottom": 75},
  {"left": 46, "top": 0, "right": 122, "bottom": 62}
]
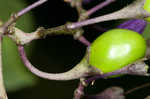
[{"left": 0, "top": 0, "right": 150, "bottom": 99}]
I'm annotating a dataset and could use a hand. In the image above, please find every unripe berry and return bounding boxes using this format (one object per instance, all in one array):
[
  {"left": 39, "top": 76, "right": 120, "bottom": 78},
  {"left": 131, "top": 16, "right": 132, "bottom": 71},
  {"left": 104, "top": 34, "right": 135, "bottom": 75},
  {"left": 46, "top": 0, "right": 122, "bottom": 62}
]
[
  {"left": 143, "top": 0, "right": 150, "bottom": 21},
  {"left": 89, "top": 29, "right": 146, "bottom": 73}
]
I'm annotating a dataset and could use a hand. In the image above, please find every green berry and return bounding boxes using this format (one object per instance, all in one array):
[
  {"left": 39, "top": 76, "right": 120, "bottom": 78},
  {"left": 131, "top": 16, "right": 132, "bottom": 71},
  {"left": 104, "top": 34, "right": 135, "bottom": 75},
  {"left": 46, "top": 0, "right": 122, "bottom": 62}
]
[
  {"left": 144, "top": 0, "right": 150, "bottom": 21},
  {"left": 89, "top": 29, "right": 146, "bottom": 73}
]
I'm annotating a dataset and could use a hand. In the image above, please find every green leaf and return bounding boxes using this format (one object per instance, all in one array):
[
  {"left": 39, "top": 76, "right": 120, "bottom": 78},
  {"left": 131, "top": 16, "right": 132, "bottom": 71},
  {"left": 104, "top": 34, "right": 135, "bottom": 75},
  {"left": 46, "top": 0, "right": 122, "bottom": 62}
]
[
  {"left": 143, "top": 23, "right": 150, "bottom": 39},
  {"left": 0, "top": 0, "right": 38, "bottom": 91}
]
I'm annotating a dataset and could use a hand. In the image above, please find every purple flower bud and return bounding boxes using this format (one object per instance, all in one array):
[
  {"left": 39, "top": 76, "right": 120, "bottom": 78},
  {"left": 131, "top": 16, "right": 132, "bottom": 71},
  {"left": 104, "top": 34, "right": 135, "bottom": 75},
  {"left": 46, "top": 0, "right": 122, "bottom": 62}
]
[{"left": 117, "top": 19, "right": 147, "bottom": 34}]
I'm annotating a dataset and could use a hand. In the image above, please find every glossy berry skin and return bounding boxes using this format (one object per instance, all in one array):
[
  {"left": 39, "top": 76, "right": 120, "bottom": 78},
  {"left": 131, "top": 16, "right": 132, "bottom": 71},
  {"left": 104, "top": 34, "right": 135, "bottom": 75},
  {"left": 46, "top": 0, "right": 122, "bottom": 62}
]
[
  {"left": 89, "top": 29, "right": 146, "bottom": 73},
  {"left": 144, "top": 0, "right": 150, "bottom": 21}
]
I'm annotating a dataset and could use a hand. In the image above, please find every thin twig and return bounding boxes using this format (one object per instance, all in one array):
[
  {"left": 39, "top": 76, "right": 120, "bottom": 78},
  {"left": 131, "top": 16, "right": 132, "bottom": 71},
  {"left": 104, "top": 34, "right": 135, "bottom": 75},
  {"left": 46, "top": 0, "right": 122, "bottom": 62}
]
[
  {"left": 0, "top": 36, "right": 8, "bottom": 99},
  {"left": 75, "top": 0, "right": 115, "bottom": 45},
  {"left": 7, "top": 25, "right": 90, "bottom": 46},
  {"left": 67, "top": 0, "right": 150, "bottom": 29},
  {"left": 78, "top": 36, "right": 91, "bottom": 46},
  {"left": 17, "top": 0, "right": 47, "bottom": 17},
  {"left": 124, "top": 83, "right": 150, "bottom": 95},
  {"left": 86, "top": 0, "right": 116, "bottom": 16},
  {"left": 2, "top": 0, "right": 47, "bottom": 34},
  {"left": 74, "top": 80, "right": 86, "bottom": 99}
]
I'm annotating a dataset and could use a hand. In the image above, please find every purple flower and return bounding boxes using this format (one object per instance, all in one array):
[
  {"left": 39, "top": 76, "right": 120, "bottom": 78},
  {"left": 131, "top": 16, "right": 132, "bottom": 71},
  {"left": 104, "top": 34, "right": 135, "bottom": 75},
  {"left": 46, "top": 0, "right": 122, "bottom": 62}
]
[{"left": 117, "top": 19, "right": 147, "bottom": 34}]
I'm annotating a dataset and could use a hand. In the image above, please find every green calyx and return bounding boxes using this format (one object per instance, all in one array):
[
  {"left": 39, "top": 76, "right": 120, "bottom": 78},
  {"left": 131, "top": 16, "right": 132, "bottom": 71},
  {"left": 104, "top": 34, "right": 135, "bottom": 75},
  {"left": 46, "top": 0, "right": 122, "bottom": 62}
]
[
  {"left": 89, "top": 29, "right": 146, "bottom": 74},
  {"left": 144, "top": 0, "right": 150, "bottom": 21}
]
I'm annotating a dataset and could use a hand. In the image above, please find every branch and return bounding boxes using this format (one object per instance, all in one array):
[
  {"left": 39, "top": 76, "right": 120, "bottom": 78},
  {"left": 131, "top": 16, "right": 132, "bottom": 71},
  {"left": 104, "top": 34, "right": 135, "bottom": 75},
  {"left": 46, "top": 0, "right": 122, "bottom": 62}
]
[
  {"left": 74, "top": 78, "right": 86, "bottom": 99},
  {"left": 17, "top": 0, "right": 47, "bottom": 17},
  {"left": 86, "top": 0, "right": 116, "bottom": 16},
  {"left": 78, "top": 36, "right": 91, "bottom": 46},
  {"left": 0, "top": 36, "right": 7, "bottom": 99},
  {"left": 3, "top": 0, "right": 90, "bottom": 46},
  {"left": 18, "top": 45, "right": 94, "bottom": 80},
  {"left": 8, "top": 27, "right": 42, "bottom": 45},
  {"left": 65, "top": 0, "right": 92, "bottom": 46},
  {"left": 7, "top": 25, "right": 90, "bottom": 46},
  {"left": 67, "top": 0, "right": 150, "bottom": 29},
  {"left": 2, "top": 0, "right": 47, "bottom": 34}
]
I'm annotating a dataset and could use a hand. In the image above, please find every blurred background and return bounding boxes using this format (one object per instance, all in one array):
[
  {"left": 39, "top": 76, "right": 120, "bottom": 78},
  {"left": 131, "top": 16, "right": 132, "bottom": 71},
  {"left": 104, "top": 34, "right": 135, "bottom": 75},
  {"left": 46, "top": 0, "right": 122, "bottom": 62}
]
[{"left": 0, "top": 0, "right": 150, "bottom": 99}]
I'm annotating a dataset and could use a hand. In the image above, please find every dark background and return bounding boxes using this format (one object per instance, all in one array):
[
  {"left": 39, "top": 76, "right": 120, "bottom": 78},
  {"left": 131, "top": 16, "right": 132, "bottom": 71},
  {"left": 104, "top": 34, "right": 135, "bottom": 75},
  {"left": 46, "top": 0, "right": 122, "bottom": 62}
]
[{"left": 6, "top": 0, "right": 150, "bottom": 99}]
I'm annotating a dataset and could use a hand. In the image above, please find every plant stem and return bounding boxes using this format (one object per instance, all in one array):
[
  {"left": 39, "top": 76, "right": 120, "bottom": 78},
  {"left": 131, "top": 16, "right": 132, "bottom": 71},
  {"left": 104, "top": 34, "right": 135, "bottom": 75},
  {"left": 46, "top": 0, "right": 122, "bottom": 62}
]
[
  {"left": 17, "top": 0, "right": 47, "bottom": 17},
  {"left": 0, "top": 37, "right": 7, "bottom": 99},
  {"left": 2, "top": 0, "right": 47, "bottom": 34},
  {"left": 74, "top": 81, "right": 85, "bottom": 99},
  {"left": 85, "top": 58, "right": 149, "bottom": 83},
  {"left": 86, "top": 0, "right": 116, "bottom": 16},
  {"left": 78, "top": 36, "right": 91, "bottom": 46},
  {"left": 124, "top": 83, "right": 150, "bottom": 95},
  {"left": 67, "top": 0, "right": 150, "bottom": 29},
  {"left": 18, "top": 45, "right": 92, "bottom": 80}
]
